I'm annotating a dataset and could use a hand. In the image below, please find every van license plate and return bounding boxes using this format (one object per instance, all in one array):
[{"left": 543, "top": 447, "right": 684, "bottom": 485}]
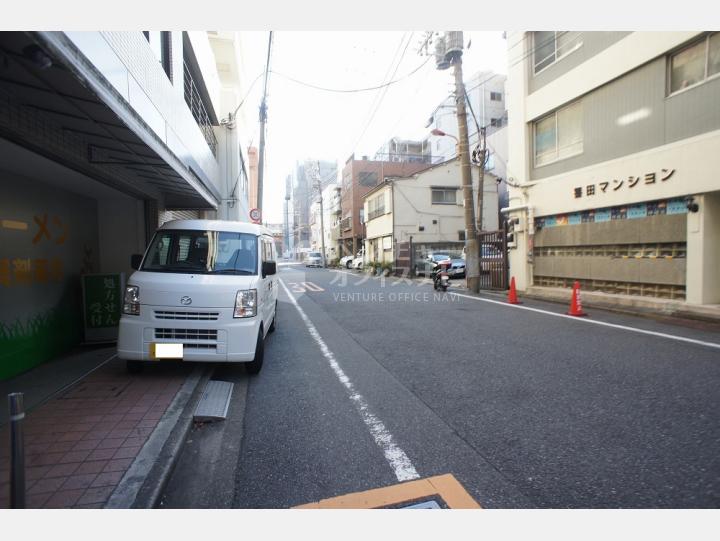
[{"left": 150, "top": 343, "right": 183, "bottom": 359}]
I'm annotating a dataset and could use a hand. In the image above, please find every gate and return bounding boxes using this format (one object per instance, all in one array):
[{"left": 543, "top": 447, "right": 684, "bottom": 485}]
[
  {"left": 478, "top": 228, "right": 508, "bottom": 290},
  {"left": 395, "top": 241, "right": 411, "bottom": 276}
]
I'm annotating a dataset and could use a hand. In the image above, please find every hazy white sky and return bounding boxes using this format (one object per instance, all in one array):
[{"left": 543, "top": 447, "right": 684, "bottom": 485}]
[{"left": 238, "top": 31, "right": 507, "bottom": 223}]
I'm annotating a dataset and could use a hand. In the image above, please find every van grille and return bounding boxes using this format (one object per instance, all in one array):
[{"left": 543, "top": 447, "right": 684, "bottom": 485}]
[
  {"left": 155, "top": 329, "right": 218, "bottom": 341},
  {"left": 155, "top": 311, "right": 219, "bottom": 321},
  {"left": 184, "top": 344, "right": 217, "bottom": 350}
]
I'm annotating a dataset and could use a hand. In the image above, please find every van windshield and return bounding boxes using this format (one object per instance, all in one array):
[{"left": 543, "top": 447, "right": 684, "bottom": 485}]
[{"left": 142, "top": 230, "right": 258, "bottom": 275}]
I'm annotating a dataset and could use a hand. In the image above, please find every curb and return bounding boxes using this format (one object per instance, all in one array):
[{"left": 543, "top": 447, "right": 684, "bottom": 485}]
[{"left": 104, "top": 365, "right": 212, "bottom": 508}]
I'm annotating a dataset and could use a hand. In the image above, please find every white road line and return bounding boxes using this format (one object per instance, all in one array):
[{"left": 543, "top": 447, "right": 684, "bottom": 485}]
[
  {"left": 450, "top": 292, "right": 720, "bottom": 351},
  {"left": 279, "top": 278, "right": 419, "bottom": 482}
]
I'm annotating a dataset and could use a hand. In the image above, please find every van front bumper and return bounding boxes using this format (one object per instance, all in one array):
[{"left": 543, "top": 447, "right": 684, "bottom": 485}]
[{"left": 117, "top": 306, "right": 259, "bottom": 363}]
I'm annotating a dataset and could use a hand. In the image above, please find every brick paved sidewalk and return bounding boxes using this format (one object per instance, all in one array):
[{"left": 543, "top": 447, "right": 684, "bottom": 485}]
[{"left": 1, "top": 358, "right": 192, "bottom": 508}]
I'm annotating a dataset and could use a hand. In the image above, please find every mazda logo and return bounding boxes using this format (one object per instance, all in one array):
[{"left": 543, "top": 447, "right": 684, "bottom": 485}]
[{"left": 180, "top": 296, "right": 192, "bottom": 306}]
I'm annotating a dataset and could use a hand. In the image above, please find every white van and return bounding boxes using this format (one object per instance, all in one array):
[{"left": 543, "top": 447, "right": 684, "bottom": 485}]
[{"left": 117, "top": 220, "right": 278, "bottom": 375}]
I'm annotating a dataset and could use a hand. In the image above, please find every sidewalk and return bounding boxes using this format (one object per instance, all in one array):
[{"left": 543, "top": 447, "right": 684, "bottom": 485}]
[{"left": 0, "top": 349, "right": 196, "bottom": 508}]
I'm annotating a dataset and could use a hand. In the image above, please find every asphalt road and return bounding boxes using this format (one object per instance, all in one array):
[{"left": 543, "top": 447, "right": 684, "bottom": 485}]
[{"left": 161, "top": 264, "right": 720, "bottom": 508}]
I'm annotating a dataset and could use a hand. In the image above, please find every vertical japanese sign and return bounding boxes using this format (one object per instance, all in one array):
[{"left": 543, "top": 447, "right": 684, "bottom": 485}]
[{"left": 81, "top": 273, "right": 124, "bottom": 342}]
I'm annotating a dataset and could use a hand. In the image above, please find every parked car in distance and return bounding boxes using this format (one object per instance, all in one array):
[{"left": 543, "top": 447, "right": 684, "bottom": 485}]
[
  {"left": 340, "top": 248, "right": 363, "bottom": 269},
  {"left": 305, "top": 251, "right": 323, "bottom": 267},
  {"left": 448, "top": 258, "right": 465, "bottom": 278},
  {"left": 415, "top": 253, "right": 451, "bottom": 276}
]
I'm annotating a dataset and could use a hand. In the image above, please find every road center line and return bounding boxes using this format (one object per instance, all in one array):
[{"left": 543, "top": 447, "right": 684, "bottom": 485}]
[
  {"left": 450, "top": 292, "right": 720, "bottom": 350},
  {"left": 279, "top": 278, "right": 420, "bottom": 482}
]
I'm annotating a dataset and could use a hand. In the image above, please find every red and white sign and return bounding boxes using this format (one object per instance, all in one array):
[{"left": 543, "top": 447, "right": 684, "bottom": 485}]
[{"left": 249, "top": 208, "right": 261, "bottom": 223}]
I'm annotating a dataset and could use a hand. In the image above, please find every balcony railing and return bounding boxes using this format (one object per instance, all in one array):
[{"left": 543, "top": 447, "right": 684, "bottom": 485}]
[{"left": 183, "top": 60, "right": 218, "bottom": 157}]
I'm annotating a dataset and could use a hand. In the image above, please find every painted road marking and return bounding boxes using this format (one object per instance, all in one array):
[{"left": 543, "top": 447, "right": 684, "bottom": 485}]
[
  {"left": 294, "top": 473, "right": 480, "bottom": 509},
  {"left": 450, "top": 292, "right": 720, "bottom": 351},
  {"left": 1, "top": 219, "right": 28, "bottom": 231},
  {"left": 286, "top": 281, "right": 324, "bottom": 293},
  {"left": 279, "top": 278, "right": 419, "bottom": 482}
]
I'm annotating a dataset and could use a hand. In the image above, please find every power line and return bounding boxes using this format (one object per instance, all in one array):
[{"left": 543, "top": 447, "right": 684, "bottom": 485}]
[{"left": 270, "top": 53, "right": 430, "bottom": 94}]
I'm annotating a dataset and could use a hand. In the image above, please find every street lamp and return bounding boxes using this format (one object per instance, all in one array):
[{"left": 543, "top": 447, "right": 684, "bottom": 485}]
[{"left": 430, "top": 128, "right": 458, "bottom": 143}]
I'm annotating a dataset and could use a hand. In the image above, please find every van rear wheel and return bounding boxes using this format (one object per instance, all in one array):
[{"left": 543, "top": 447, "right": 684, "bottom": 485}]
[{"left": 246, "top": 329, "right": 264, "bottom": 375}]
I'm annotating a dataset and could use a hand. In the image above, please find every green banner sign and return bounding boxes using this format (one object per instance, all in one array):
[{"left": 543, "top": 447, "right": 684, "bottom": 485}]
[{"left": 82, "top": 274, "right": 122, "bottom": 329}]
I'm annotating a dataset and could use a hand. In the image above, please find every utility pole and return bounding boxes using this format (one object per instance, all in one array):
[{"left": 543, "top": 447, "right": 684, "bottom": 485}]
[
  {"left": 476, "top": 126, "right": 486, "bottom": 233},
  {"left": 306, "top": 161, "right": 327, "bottom": 268},
  {"left": 446, "top": 33, "right": 480, "bottom": 293},
  {"left": 257, "top": 31, "right": 273, "bottom": 215}
]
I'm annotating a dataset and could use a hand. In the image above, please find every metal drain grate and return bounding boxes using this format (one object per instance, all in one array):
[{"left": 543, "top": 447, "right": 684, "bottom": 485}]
[{"left": 193, "top": 380, "right": 234, "bottom": 422}]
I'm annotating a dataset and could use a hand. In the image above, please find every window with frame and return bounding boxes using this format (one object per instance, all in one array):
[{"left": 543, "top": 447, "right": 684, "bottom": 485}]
[
  {"left": 431, "top": 188, "right": 457, "bottom": 205},
  {"left": 367, "top": 194, "right": 385, "bottom": 221},
  {"left": 669, "top": 33, "right": 720, "bottom": 94},
  {"left": 490, "top": 91, "right": 502, "bottom": 101},
  {"left": 491, "top": 118, "right": 502, "bottom": 127},
  {"left": 533, "top": 31, "right": 583, "bottom": 74},
  {"left": 534, "top": 101, "right": 583, "bottom": 167}
]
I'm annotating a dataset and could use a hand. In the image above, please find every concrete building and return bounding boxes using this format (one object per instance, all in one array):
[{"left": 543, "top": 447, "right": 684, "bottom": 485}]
[
  {"left": 340, "top": 155, "right": 431, "bottom": 257},
  {"left": 0, "top": 31, "right": 252, "bottom": 379},
  {"left": 426, "top": 70, "right": 509, "bottom": 210},
  {"left": 505, "top": 31, "right": 720, "bottom": 311},
  {"left": 291, "top": 159, "right": 337, "bottom": 253},
  {"left": 374, "top": 137, "right": 433, "bottom": 164},
  {"left": 363, "top": 159, "right": 499, "bottom": 265},
  {"left": 309, "top": 183, "right": 341, "bottom": 262}
]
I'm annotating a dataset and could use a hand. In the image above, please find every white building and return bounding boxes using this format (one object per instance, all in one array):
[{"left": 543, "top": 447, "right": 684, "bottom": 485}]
[
  {"left": 363, "top": 159, "right": 499, "bottom": 265},
  {"left": 0, "top": 31, "right": 253, "bottom": 379},
  {"left": 310, "top": 183, "right": 341, "bottom": 262},
  {"left": 426, "top": 70, "right": 509, "bottom": 208},
  {"left": 505, "top": 31, "right": 720, "bottom": 312}
]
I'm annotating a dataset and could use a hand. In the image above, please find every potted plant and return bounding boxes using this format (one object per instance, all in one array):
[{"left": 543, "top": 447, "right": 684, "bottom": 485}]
[{"left": 381, "top": 262, "right": 392, "bottom": 277}]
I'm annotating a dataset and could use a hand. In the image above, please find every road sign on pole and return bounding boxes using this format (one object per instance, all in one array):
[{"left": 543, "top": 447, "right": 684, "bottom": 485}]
[{"left": 250, "top": 208, "right": 262, "bottom": 223}]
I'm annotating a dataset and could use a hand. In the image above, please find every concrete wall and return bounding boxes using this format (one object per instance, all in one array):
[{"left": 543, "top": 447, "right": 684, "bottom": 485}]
[
  {"left": 686, "top": 192, "right": 720, "bottom": 304},
  {"left": 96, "top": 199, "right": 146, "bottom": 277}
]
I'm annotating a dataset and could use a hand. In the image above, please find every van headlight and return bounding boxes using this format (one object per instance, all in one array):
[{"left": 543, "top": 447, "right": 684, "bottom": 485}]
[
  {"left": 234, "top": 289, "right": 257, "bottom": 318},
  {"left": 123, "top": 286, "right": 140, "bottom": 316}
]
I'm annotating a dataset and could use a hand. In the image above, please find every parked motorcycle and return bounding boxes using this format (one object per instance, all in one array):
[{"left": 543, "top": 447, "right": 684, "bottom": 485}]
[{"left": 432, "top": 258, "right": 451, "bottom": 292}]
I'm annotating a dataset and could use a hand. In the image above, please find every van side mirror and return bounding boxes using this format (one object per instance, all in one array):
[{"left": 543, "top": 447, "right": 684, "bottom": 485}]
[
  {"left": 262, "top": 261, "right": 277, "bottom": 277},
  {"left": 131, "top": 254, "right": 143, "bottom": 270}
]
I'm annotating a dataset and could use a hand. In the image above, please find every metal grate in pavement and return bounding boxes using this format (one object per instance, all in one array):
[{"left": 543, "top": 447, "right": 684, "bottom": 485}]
[{"left": 193, "top": 380, "right": 233, "bottom": 422}]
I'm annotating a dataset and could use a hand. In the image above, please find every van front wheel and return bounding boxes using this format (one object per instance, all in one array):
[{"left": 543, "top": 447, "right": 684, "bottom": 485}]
[{"left": 246, "top": 329, "right": 264, "bottom": 375}]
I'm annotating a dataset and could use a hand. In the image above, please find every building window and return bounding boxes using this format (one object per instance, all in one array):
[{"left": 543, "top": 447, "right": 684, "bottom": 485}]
[
  {"left": 368, "top": 194, "right": 385, "bottom": 221},
  {"left": 669, "top": 33, "right": 720, "bottom": 94},
  {"left": 534, "top": 101, "right": 583, "bottom": 167},
  {"left": 490, "top": 91, "right": 502, "bottom": 101},
  {"left": 160, "top": 31, "right": 172, "bottom": 82},
  {"left": 431, "top": 188, "right": 457, "bottom": 205},
  {"left": 490, "top": 117, "right": 502, "bottom": 127},
  {"left": 533, "top": 31, "right": 583, "bottom": 74},
  {"left": 358, "top": 171, "right": 378, "bottom": 187},
  {"left": 458, "top": 230, "right": 465, "bottom": 241}
]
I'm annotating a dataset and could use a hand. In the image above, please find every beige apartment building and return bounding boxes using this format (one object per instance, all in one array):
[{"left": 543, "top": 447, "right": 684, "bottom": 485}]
[
  {"left": 505, "top": 31, "right": 720, "bottom": 312},
  {"left": 363, "top": 159, "right": 499, "bottom": 266}
]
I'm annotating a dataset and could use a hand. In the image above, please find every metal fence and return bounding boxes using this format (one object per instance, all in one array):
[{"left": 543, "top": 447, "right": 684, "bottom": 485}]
[{"left": 478, "top": 228, "right": 509, "bottom": 290}]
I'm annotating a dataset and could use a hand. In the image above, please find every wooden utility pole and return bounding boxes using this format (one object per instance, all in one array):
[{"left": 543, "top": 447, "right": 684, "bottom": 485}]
[
  {"left": 452, "top": 54, "right": 480, "bottom": 293},
  {"left": 476, "top": 126, "right": 486, "bottom": 233},
  {"left": 257, "top": 31, "right": 273, "bottom": 214}
]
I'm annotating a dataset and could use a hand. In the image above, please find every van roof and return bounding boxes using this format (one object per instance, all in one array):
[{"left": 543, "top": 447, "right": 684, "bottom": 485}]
[{"left": 159, "top": 219, "right": 272, "bottom": 236}]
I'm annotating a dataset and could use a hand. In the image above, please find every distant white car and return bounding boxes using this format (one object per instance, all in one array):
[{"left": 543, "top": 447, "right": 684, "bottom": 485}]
[
  {"left": 305, "top": 251, "right": 323, "bottom": 267},
  {"left": 339, "top": 253, "right": 357, "bottom": 269}
]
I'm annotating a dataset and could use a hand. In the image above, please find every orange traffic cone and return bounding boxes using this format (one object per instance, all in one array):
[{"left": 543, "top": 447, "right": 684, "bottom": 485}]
[
  {"left": 508, "top": 276, "right": 521, "bottom": 304},
  {"left": 566, "top": 280, "right": 588, "bottom": 317}
]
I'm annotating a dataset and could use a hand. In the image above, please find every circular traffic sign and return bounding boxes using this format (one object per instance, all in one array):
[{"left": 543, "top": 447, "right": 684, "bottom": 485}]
[{"left": 249, "top": 208, "right": 261, "bottom": 223}]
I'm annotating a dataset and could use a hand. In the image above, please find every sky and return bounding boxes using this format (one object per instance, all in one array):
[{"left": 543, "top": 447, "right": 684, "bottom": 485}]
[{"left": 238, "top": 31, "right": 508, "bottom": 224}]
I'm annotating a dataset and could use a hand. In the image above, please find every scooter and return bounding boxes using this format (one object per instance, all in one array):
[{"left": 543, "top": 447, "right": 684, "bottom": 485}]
[{"left": 432, "top": 259, "right": 451, "bottom": 292}]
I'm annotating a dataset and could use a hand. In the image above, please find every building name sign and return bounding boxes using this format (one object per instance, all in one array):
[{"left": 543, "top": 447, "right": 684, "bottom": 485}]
[{"left": 573, "top": 168, "right": 675, "bottom": 199}]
